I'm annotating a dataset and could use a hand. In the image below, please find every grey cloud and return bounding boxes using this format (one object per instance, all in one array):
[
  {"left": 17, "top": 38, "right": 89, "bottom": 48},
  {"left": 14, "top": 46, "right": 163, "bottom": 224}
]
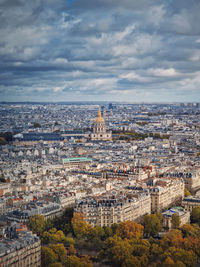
[
  {"left": 0, "top": 0, "right": 200, "bottom": 102},
  {"left": 71, "top": 0, "right": 160, "bottom": 10}
]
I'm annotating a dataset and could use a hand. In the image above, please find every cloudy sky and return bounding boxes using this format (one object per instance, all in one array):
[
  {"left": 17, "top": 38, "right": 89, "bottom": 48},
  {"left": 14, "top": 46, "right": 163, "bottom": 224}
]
[{"left": 0, "top": 0, "right": 200, "bottom": 102}]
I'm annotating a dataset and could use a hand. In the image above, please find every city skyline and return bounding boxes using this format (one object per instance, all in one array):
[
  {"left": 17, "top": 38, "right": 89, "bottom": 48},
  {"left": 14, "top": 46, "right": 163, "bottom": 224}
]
[{"left": 0, "top": 0, "right": 200, "bottom": 102}]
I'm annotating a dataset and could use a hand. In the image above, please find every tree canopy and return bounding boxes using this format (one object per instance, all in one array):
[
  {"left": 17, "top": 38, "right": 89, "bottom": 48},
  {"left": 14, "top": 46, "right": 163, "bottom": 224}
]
[
  {"left": 143, "top": 214, "right": 162, "bottom": 236},
  {"left": 171, "top": 213, "right": 181, "bottom": 229},
  {"left": 28, "top": 214, "right": 45, "bottom": 234}
]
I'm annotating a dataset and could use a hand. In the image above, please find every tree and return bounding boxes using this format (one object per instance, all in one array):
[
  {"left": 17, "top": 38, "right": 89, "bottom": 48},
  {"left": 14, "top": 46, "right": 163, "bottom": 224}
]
[
  {"left": 64, "top": 255, "right": 93, "bottom": 267},
  {"left": 111, "top": 223, "right": 118, "bottom": 234},
  {"left": 33, "top": 122, "right": 41, "bottom": 128},
  {"left": 184, "top": 189, "right": 191, "bottom": 197},
  {"left": 64, "top": 237, "right": 75, "bottom": 246},
  {"left": 122, "top": 255, "right": 141, "bottom": 267},
  {"left": 150, "top": 243, "right": 163, "bottom": 262},
  {"left": 160, "top": 229, "right": 184, "bottom": 249},
  {"left": 143, "top": 214, "right": 162, "bottom": 236},
  {"left": 191, "top": 207, "right": 200, "bottom": 225},
  {"left": 0, "top": 137, "right": 7, "bottom": 146},
  {"left": 174, "top": 261, "right": 186, "bottom": 267},
  {"left": 171, "top": 214, "right": 181, "bottom": 229},
  {"left": 47, "top": 263, "right": 63, "bottom": 267},
  {"left": 180, "top": 224, "right": 198, "bottom": 237},
  {"left": 41, "top": 229, "right": 74, "bottom": 245},
  {"left": 68, "top": 244, "right": 76, "bottom": 255},
  {"left": 183, "top": 236, "right": 200, "bottom": 257},
  {"left": 0, "top": 174, "right": 6, "bottom": 183},
  {"left": 164, "top": 247, "right": 197, "bottom": 267},
  {"left": 53, "top": 207, "right": 73, "bottom": 235},
  {"left": 99, "top": 235, "right": 123, "bottom": 260},
  {"left": 72, "top": 212, "right": 92, "bottom": 238},
  {"left": 111, "top": 239, "right": 133, "bottom": 265},
  {"left": 163, "top": 256, "right": 175, "bottom": 266},
  {"left": 45, "top": 218, "right": 53, "bottom": 231},
  {"left": 41, "top": 246, "right": 57, "bottom": 267},
  {"left": 28, "top": 214, "right": 45, "bottom": 234},
  {"left": 50, "top": 244, "right": 67, "bottom": 262},
  {"left": 64, "top": 255, "right": 81, "bottom": 267},
  {"left": 116, "top": 221, "right": 144, "bottom": 239},
  {"left": 41, "top": 231, "right": 52, "bottom": 244}
]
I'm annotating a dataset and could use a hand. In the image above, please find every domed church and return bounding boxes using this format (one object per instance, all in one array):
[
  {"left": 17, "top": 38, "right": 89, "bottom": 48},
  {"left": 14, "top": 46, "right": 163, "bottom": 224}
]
[{"left": 90, "top": 108, "right": 112, "bottom": 141}]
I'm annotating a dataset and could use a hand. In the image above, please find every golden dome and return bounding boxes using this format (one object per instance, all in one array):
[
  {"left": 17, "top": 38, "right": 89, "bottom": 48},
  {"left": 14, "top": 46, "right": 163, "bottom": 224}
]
[{"left": 95, "top": 108, "right": 105, "bottom": 123}]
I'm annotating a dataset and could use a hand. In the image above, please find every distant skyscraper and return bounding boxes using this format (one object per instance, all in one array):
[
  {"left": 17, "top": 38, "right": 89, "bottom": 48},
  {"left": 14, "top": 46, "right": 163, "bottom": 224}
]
[{"left": 108, "top": 103, "right": 113, "bottom": 110}]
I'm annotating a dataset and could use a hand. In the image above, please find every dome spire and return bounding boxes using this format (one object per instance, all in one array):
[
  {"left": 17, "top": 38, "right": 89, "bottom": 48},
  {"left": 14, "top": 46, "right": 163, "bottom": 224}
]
[
  {"left": 95, "top": 107, "right": 105, "bottom": 123},
  {"left": 98, "top": 107, "right": 102, "bottom": 117}
]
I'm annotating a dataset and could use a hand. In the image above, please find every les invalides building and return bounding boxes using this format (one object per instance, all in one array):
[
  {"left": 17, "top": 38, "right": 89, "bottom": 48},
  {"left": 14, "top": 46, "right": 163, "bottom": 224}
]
[{"left": 90, "top": 108, "right": 112, "bottom": 141}]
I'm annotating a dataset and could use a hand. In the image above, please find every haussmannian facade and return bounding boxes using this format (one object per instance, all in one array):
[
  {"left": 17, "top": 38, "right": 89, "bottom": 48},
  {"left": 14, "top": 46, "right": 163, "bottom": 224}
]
[
  {"left": 182, "top": 196, "right": 200, "bottom": 211},
  {"left": 150, "top": 178, "right": 185, "bottom": 213},
  {"left": 0, "top": 224, "right": 41, "bottom": 267},
  {"left": 75, "top": 193, "right": 151, "bottom": 227}
]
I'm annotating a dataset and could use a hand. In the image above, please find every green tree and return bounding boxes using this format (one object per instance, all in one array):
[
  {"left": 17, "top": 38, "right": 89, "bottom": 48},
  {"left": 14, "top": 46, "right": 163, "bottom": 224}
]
[
  {"left": 45, "top": 219, "right": 53, "bottom": 231},
  {"left": 50, "top": 243, "right": 67, "bottom": 262},
  {"left": 122, "top": 255, "right": 141, "bottom": 267},
  {"left": 143, "top": 214, "right": 162, "bottom": 236},
  {"left": 0, "top": 137, "right": 7, "bottom": 146},
  {"left": 111, "top": 239, "right": 133, "bottom": 265},
  {"left": 28, "top": 214, "right": 45, "bottom": 234},
  {"left": 53, "top": 207, "right": 73, "bottom": 235},
  {"left": 41, "top": 246, "right": 57, "bottom": 267},
  {"left": 41, "top": 231, "right": 52, "bottom": 244},
  {"left": 0, "top": 174, "right": 6, "bottom": 183},
  {"left": 111, "top": 223, "right": 118, "bottom": 235},
  {"left": 64, "top": 255, "right": 93, "bottom": 267},
  {"left": 191, "top": 207, "right": 200, "bottom": 225},
  {"left": 41, "top": 228, "right": 74, "bottom": 245},
  {"left": 171, "top": 213, "right": 181, "bottom": 229},
  {"left": 130, "top": 239, "right": 150, "bottom": 257},
  {"left": 33, "top": 122, "right": 41, "bottom": 128}
]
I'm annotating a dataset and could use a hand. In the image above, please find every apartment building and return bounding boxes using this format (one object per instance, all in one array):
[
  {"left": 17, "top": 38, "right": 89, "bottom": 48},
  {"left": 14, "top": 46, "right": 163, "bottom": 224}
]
[
  {"left": 182, "top": 196, "right": 200, "bottom": 211},
  {"left": 165, "top": 170, "right": 200, "bottom": 192},
  {"left": 6, "top": 201, "right": 62, "bottom": 223},
  {"left": 75, "top": 192, "right": 151, "bottom": 227},
  {"left": 0, "top": 222, "right": 41, "bottom": 267},
  {"left": 150, "top": 178, "right": 185, "bottom": 213}
]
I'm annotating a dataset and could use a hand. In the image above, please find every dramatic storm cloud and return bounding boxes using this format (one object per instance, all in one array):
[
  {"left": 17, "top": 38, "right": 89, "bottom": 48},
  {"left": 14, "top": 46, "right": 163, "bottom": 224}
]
[{"left": 0, "top": 0, "right": 200, "bottom": 102}]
